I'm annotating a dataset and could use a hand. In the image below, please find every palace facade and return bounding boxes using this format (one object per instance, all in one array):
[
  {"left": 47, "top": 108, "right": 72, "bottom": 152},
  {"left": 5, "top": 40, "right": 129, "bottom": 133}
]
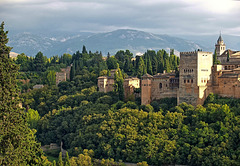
[{"left": 98, "top": 35, "right": 240, "bottom": 106}]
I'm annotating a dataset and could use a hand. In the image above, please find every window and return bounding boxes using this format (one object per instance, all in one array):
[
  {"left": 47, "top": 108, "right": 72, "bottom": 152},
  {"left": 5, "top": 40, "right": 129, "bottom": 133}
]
[
  {"left": 159, "top": 83, "right": 162, "bottom": 89},
  {"left": 191, "top": 79, "right": 193, "bottom": 83},
  {"left": 184, "top": 80, "right": 186, "bottom": 83}
]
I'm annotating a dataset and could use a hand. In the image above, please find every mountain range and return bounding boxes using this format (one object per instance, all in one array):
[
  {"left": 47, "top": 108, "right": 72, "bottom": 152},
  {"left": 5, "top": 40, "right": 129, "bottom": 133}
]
[{"left": 7, "top": 29, "right": 239, "bottom": 58}]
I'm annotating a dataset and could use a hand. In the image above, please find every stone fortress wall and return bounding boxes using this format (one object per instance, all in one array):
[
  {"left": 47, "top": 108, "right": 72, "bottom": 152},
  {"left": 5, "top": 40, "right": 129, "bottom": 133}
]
[
  {"left": 56, "top": 66, "right": 71, "bottom": 85},
  {"left": 140, "top": 34, "right": 240, "bottom": 106},
  {"left": 98, "top": 34, "right": 240, "bottom": 106}
]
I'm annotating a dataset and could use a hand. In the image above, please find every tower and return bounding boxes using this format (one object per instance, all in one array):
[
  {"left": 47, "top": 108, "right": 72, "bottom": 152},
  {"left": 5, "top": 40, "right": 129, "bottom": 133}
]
[
  {"left": 215, "top": 33, "right": 226, "bottom": 56},
  {"left": 141, "top": 74, "right": 152, "bottom": 105},
  {"left": 178, "top": 51, "right": 213, "bottom": 106}
]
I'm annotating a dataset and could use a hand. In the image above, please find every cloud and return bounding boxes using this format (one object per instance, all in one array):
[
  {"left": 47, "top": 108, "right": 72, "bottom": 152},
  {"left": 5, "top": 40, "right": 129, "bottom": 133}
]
[{"left": 1, "top": 0, "right": 240, "bottom": 35}]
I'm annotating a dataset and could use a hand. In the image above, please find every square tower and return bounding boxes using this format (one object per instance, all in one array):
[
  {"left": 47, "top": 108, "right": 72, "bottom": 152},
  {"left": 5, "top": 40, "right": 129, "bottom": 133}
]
[
  {"left": 178, "top": 51, "right": 213, "bottom": 106},
  {"left": 141, "top": 74, "right": 152, "bottom": 105}
]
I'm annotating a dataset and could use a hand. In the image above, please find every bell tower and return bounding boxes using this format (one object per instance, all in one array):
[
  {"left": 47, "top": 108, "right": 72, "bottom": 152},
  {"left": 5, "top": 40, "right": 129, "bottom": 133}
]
[{"left": 215, "top": 33, "right": 226, "bottom": 56}]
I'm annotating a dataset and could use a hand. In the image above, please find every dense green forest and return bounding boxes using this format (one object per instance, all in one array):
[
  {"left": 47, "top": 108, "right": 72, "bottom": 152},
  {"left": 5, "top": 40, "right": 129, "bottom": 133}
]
[
  {"left": 2, "top": 20, "right": 240, "bottom": 165},
  {"left": 17, "top": 48, "right": 240, "bottom": 165}
]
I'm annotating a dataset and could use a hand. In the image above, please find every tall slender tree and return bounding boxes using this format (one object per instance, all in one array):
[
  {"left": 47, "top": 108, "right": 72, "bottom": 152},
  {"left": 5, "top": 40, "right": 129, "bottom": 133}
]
[
  {"left": 114, "top": 64, "right": 124, "bottom": 100},
  {"left": 213, "top": 49, "right": 220, "bottom": 64},
  {"left": 227, "top": 50, "right": 230, "bottom": 62},
  {"left": 0, "top": 22, "right": 48, "bottom": 165}
]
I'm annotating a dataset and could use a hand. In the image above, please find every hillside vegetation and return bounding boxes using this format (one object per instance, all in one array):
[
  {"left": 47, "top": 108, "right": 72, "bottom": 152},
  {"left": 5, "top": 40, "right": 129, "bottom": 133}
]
[{"left": 15, "top": 46, "right": 240, "bottom": 165}]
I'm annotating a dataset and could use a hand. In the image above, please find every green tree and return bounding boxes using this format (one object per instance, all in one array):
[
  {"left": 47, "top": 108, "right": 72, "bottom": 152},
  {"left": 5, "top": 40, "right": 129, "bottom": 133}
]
[
  {"left": 58, "top": 152, "right": 63, "bottom": 166},
  {"left": 34, "top": 51, "right": 46, "bottom": 72},
  {"left": 147, "top": 56, "right": 153, "bottom": 75},
  {"left": 227, "top": 50, "right": 230, "bottom": 62},
  {"left": 15, "top": 53, "right": 32, "bottom": 71},
  {"left": 82, "top": 45, "right": 88, "bottom": 54},
  {"left": 137, "top": 161, "right": 149, "bottom": 166},
  {"left": 213, "top": 49, "right": 220, "bottom": 64},
  {"left": 106, "top": 57, "right": 118, "bottom": 70},
  {"left": 0, "top": 21, "right": 48, "bottom": 165},
  {"left": 64, "top": 151, "right": 70, "bottom": 166},
  {"left": 52, "top": 160, "right": 57, "bottom": 166},
  {"left": 59, "top": 53, "right": 72, "bottom": 65},
  {"left": 46, "top": 70, "right": 56, "bottom": 86},
  {"left": 114, "top": 65, "right": 124, "bottom": 100},
  {"left": 137, "top": 57, "right": 146, "bottom": 78},
  {"left": 26, "top": 108, "right": 40, "bottom": 129}
]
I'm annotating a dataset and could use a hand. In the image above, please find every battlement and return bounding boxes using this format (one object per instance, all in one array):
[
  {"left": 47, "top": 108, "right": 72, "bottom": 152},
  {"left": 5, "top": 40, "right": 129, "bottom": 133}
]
[
  {"left": 180, "top": 51, "right": 197, "bottom": 56},
  {"left": 180, "top": 51, "right": 212, "bottom": 57}
]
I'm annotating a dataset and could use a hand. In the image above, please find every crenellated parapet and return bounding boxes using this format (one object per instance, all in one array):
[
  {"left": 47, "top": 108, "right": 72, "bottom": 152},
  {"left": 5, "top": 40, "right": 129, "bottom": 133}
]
[{"left": 180, "top": 51, "right": 197, "bottom": 56}]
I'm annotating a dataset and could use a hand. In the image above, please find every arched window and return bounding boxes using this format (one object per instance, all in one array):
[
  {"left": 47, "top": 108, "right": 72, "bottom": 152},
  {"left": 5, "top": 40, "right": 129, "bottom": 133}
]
[{"left": 159, "top": 83, "right": 162, "bottom": 89}]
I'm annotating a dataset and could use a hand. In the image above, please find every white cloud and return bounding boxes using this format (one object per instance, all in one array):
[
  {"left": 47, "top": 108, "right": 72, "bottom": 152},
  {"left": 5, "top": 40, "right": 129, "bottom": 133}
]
[{"left": 0, "top": 0, "right": 240, "bottom": 35}]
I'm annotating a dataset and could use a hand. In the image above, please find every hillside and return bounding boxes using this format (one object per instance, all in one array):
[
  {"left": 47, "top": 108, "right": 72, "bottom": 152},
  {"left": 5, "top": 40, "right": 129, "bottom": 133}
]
[{"left": 8, "top": 29, "right": 204, "bottom": 57}]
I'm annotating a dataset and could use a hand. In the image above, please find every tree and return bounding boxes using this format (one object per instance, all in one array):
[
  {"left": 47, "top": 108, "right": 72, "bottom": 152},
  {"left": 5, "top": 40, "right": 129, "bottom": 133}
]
[
  {"left": 147, "top": 56, "right": 153, "bottom": 75},
  {"left": 114, "top": 64, "right": 124, "bottom": 100},
  {"left": 137, "top": 161, "right": 149, "bottom": 166},
  {"left": 64, "top": 152, "right": 70, "bottom": 166},
  {"left": 26, "top": 108, "right": 40, "bottom": 129},
  {"left": 70, "top": 64, "right": 75, "bottom": 81},
  {"left": 0, "top": 22, "right": 48, "bottom": 165},
  {"left": 106, "top": 57, "right": 118, "bottom": 70},
  {"left": 52, "top": 160, "right": 57, "bottom": 166},
  {"left": 15, "top": 53, "right": 31, "bottom": 71},
  {"left": 213, "top": 49, "right": 220, "bottom": 64},
  {"left": 58, "top": 152, "right": 63, "bottom": 166},
  {"left": 82, "top": 45, "right": 88, "bottom": 54},
  {"left": 46, "top": 70, "right": 56, "bottom": 86},
  {"left": 34, "top": 51, "right": 46, "bottom": 72},
  {"left": 227, "top": 50, "right": 230, "bottom": 62},
  {"left": 137, "top": 57, "right": 146, "bottom": 78}
]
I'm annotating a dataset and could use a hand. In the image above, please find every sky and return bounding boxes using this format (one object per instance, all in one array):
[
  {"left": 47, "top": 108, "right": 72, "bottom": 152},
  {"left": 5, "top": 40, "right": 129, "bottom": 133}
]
[{"left": 1, "top": 0, "right": 240, "bottom": 35}]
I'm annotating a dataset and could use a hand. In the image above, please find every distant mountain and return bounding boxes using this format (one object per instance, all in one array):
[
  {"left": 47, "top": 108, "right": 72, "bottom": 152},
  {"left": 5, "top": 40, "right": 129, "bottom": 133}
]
[
  {"left": 176, "top": 34, "right": 240, "bottom": 52},
  {"left": 8, "top": 29, "right": 209, "bottom": 57}
]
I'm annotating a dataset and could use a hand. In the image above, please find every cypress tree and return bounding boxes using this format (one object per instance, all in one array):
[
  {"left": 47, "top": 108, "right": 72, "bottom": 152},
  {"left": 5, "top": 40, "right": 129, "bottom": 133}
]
[
  {"left": 227, "top": 50, "right": 230, "bottom": 62},
  {"left": 70, "top": 65, "right": 75, "bottom": 81},
  {"left": 147, "top": 56, "right": 153, "bottom": 75},
  {"left": 0, "top": 22, "right": 48, "bottom": 165},
  {"left": 137, "top": 57, "right": 146, "bottom": 78},
  {"left": 52, "top": 160, "right": 57, "bottom": 166},
  {"left": 213, "top": 49, "right": 220, "bottom": 64},
  {"left": 152, "top": 56, "right": 158, "bottom": 75},
  {"left": 64, "top": 151, "right": 70, "bottom": 166},
  {"left": 82, "top": 45, "right": 87, "bottom": 54},
  {"left": 34, "top": 51, "right": 46, "bottom": 72},
  {"left": 58, "top": 152, "right": 63, "bottom": 166},
  {"left": 114, "top": 64, "right": 124, "bottom": 100}
]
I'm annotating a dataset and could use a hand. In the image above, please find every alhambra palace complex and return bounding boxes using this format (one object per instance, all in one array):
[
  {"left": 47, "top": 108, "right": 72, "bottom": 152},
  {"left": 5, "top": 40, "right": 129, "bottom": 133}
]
[
  {"left": 97, "top": 35, "right": 240, "bottom": 106},
  {"left": 55, "top": 35, "right": 240, "bottom": 106}
]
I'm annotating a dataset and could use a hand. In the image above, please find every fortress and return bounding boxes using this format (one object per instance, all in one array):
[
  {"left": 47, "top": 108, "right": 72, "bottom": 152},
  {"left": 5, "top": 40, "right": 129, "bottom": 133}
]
[
  {"left": 98, "top": 35, "right": 240, "bottom": 106},
  {"left": 56, "top": 66, "right": 71, "bottom": 85}
]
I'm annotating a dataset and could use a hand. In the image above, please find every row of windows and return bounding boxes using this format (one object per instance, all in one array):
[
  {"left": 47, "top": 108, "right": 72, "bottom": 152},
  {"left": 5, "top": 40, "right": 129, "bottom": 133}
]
[
  {"left": 224, "top": 65, "right": 240, "bottom": 70},
  {"left": 184, "top": 69, "right": 193, "bottom": 73},
  {"left": 216, "top": 46, "right": 225, "bottom": 50},
  {"left": 170, "top": 79, "right": 179, "bottom": 83},
  {"left": 184, "top": 79, "right": 193, "bottom": 83},
  {"left": 143, "top": 84, "right": 151, "bottom": 86},
  {"left": 159, "top": 83, "right": 168, "bottom": 89},
  {"left": 201, "top": 79, "right": 208, "bottom": 83}
]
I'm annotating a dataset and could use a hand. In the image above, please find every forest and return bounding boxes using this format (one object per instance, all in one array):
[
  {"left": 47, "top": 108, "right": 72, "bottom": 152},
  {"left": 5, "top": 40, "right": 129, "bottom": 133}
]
[{"left": 1, "top": 21, "right": 240, "bottom": 166}]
